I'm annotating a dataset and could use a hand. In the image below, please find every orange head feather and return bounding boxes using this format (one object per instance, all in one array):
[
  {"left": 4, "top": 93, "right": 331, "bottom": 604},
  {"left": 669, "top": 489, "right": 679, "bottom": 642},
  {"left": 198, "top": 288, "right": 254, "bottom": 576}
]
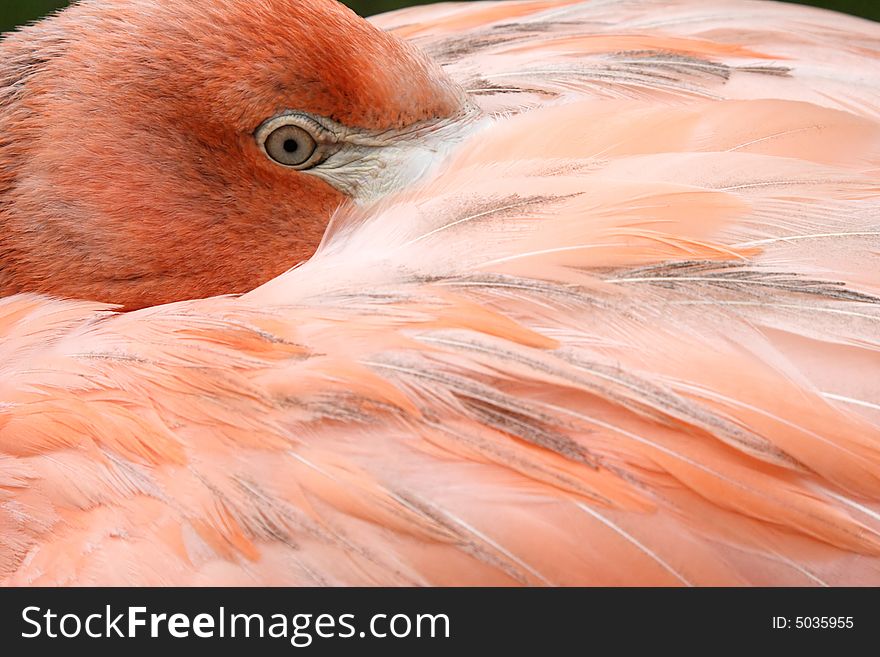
[{"left": 0, "top": 0, "right": 471, "bottom": 309}]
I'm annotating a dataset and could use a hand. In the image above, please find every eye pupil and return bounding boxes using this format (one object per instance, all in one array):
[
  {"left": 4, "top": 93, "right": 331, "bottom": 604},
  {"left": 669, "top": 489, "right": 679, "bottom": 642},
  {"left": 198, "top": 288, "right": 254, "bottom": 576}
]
[{"left": 283, "top": 139, "right": 299, "bottom": 153}]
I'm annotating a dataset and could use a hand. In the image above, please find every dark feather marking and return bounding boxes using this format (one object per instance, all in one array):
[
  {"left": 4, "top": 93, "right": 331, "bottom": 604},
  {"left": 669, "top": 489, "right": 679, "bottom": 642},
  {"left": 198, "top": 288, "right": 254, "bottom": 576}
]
[
  {"left": 560, "top": 353, "right": 802, "bottom": 466},
  {"left": 436, "top": 273, "right": 595, "bottom": 304},
  {"left": 234, "top": 477, "right": 302, "bottom": 548},
  {"left": 461, "top": 396, "right": 598, "bottom": 467},
  {"left": 234, "top": 475, "right": 423, "bottom": 585},
  {"left": 368, "top": 355, "right": 602, "bottom": 468},
  {"left": 466, "top": 76, "right": 556, "bottom": 98},
  {"left": 613, "top": 52, "right": 790, "bottom": 80},
  {"left": 460, "top": 47, "right": 789, "bottom": 100},
  {"left": 736, "top": 64, "right": 792, "bottom": 77},
  {"left": 417, "top": 331, "right": 800, "bottom": 466},
  {"left": 423, "top": 19, "right": 584, "bottom": 61},
  {"left": 388, "top": 489, "right": 538, "bottom": 584},
  {"left": 611, "top": 261, "right": 880, "bottom": 304},
  {"left": 427, "top": 421, "right": 619, "bottom": 506},
  {"left": 609, "top": 51, "right": 733, "bottom": 81},
  {"left": 276, "top": 392, "right": 407, "bottom": 424},
  {"left": 436, "top": 192, "right": 568, "bottom": 226}
]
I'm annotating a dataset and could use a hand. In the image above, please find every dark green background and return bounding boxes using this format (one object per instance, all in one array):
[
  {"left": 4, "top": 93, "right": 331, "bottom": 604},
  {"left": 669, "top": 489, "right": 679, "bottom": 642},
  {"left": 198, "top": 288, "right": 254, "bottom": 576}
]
[{"left": 1, "top": 0, "right": 878, "bottom": 35}]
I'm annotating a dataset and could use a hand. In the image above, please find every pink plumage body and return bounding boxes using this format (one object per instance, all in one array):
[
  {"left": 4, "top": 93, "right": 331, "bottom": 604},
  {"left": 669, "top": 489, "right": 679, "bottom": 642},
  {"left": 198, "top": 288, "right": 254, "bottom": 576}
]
[{"left": 2, "top": 0, "right": 880, "bottom": 585}]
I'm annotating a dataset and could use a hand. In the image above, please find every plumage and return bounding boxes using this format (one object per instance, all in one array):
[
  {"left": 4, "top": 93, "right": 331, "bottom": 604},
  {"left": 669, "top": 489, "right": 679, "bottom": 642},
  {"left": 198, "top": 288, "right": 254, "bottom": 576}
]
[{"left": 2, "top": 0, "right": 880, "bottom": 585}]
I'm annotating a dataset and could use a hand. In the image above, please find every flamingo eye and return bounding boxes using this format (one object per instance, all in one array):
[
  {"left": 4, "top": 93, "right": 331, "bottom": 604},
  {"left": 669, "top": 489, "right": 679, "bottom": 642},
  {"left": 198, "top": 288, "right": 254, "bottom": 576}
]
[
  {"left": 255, "top": 114, "right": 329, "bottom": 169},
  {"left": 262, "top": 124, "right": 318, "bottom": 168}
]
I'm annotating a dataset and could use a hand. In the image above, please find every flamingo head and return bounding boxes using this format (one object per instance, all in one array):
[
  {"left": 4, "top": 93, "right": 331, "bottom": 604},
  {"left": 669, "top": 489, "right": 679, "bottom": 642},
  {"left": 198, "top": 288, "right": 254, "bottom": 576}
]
[{"left": 0, "top": 0, "right": 478, "bottom": 308}]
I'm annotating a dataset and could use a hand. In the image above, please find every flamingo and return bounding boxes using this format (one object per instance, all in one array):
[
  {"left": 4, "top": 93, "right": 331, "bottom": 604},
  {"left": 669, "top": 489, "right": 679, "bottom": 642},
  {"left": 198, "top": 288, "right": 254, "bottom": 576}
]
[{"left": 1, "top": 0, "right": 879, "bottom": 586}]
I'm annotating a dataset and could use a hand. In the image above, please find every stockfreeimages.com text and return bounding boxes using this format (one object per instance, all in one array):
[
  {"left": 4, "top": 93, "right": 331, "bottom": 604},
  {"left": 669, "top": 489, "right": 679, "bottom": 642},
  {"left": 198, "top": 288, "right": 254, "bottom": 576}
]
[{"left": 22, "top": 606, "right": 451, "bottom": 646}]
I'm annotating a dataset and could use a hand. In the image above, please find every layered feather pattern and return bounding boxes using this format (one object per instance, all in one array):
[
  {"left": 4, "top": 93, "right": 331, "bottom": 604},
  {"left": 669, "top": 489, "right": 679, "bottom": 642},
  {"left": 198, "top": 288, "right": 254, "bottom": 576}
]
[{"left": 2, "top": 0, "right": 880, "bottom": 585}]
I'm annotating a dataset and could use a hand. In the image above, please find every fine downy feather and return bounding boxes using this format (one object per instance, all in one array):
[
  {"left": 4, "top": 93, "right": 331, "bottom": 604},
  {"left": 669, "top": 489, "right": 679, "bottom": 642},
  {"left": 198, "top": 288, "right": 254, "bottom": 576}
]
[{"left": 2, "top": 0, "right": 880, "bottom": 585}]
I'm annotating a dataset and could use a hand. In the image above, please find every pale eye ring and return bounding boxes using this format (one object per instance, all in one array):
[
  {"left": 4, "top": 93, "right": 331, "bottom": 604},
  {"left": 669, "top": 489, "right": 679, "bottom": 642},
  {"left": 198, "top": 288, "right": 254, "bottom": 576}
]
[{"left": 255, "top": 115, "right": 326, "bottom": 169}]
